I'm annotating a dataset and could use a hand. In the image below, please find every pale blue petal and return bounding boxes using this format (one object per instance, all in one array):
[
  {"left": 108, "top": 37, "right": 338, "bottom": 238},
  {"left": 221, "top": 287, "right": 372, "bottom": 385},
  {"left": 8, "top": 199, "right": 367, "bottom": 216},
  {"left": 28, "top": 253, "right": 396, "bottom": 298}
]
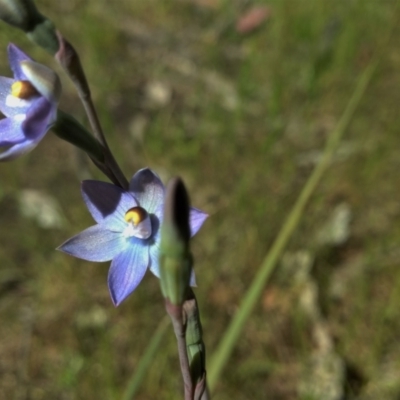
[
  {"left": 129, "top": 168, "right": 165, "bottom": 214},
  {"left": 149, "top": 231, "right": 161, "bottom": 277},
  {"left": 0, "top": 139, "right": 37, "bottom": 161},
  {"left": 148, "top": 255, "right": 160, "bottom": 278},
  {"left": 145, "top": 213, "right": 162, "bottom": 276},
  {"left": 48, "top": 106, "right": 57, "bottom": 124},
  {"left": 189, "top": 207, "right": 208, "bottom": 236},
  {"left": 0, "top": 77, "right": 13, "bottom": 105},
  {"left": 190, "top": 270, "right": 196, "bottom": 286},
  {"left": 8, "top": 44, "right": 31, "bottom": 80},
  {"left": 0, "top": 77, "right": 32, "bottom": 117},
  {"left": 108, "top": 240, "right": 149, "bottom": 306},
  {"left": 0, "top": 96, "right": 54, "bottom": 161},
  {"left": 23, "top": 96, "right": 54, "bottom": 140},
  {"left": 153, "top": 203, "right": 163, "bottom": 222},
  {"left": 0, "top": 117, "right": 26, "bottom": 145},
  {"left": 57, "top": 224, "right": 126, "bottom": 262},
  {"left": 82, "top": 181, "right": 137, "bottom": 230}
]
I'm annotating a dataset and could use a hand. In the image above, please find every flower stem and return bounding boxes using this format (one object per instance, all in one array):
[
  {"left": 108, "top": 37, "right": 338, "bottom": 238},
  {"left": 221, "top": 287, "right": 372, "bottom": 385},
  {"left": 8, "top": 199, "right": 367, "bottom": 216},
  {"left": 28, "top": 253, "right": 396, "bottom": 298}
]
[
  {"left": 53, "top": 110, "right": 104, "bottom": 162},
  {"left": 183, "top": 289, "right": 207, "bottom": 400},
  {"left": 55, "top": 32, "right": 129, "bottom": 189},
  {"left": 165, "top": 300, "right": 194, "bottom": 400}
]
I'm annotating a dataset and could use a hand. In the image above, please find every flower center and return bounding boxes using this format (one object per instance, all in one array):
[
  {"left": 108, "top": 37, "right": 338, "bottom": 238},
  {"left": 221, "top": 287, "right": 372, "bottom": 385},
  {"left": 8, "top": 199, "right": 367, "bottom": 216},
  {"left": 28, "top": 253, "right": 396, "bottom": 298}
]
[
  {"left": 124, "top": 206, "right": 152, "bottom": 239},
  {"left": 11, "top": 80, "right": 38, "bottom": 99}
]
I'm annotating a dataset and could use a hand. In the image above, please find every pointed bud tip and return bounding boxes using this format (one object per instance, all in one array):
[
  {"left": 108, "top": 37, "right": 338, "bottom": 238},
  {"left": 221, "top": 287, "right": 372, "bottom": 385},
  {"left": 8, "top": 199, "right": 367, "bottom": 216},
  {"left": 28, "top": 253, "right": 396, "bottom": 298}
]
[{"left": 164, "top": 177, "right": 191, "bottom": 243}]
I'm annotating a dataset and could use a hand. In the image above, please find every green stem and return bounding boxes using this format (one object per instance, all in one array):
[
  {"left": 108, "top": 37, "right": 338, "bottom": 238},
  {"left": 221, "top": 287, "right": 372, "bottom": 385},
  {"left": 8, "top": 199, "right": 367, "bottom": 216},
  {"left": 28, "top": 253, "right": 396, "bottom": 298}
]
[
  {"left": 207, "top": 59, "right": 378, "bottom": 391},
  {"left": 52, "top": 110, "right": 104, "bottom": 162}
]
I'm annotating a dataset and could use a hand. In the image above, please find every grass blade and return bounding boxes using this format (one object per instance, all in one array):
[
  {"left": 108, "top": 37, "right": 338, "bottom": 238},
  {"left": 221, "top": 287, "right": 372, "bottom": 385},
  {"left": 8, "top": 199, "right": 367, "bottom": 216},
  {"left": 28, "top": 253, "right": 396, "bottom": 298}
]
[
  {"left": 122, "top": 316, "right": 170, "bottom": 400},
  {"left": 207, "top": 59, "right": 378, "bottom": 391}
]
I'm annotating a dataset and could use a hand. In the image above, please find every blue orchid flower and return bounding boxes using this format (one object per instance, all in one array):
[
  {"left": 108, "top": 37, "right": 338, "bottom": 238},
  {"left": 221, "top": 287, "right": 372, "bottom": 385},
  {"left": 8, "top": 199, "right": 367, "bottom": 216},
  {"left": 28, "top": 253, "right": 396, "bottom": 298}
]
[
  {"left": 58, "top": 168, "right": 208, "bottom": 306},
  {"left": 0, "top": 44, "right": 61, "bottom": 160}
]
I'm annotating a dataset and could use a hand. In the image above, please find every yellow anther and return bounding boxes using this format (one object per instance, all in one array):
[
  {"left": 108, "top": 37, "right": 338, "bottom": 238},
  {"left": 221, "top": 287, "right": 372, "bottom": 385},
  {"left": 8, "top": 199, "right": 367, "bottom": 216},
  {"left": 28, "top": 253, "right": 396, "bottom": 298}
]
[
  {"left": 11, "top": 80, "right": 38, "bottom": 99},
  {"left": 124, "top": 207, "right": 148, "bottom": 226}
]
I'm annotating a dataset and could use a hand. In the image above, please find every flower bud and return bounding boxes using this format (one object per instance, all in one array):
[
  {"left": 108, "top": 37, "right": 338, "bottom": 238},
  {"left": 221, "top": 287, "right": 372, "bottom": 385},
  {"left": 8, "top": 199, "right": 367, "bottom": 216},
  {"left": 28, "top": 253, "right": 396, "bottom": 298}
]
[
  {"left": 159, "top": 177, "right": 192, "bottom": 305},
  {"left": 0, "top": 0, "right": 59, "bottom": 54},
  {"left": 0, "top": 0, "right": 42, "bottom": 31}
]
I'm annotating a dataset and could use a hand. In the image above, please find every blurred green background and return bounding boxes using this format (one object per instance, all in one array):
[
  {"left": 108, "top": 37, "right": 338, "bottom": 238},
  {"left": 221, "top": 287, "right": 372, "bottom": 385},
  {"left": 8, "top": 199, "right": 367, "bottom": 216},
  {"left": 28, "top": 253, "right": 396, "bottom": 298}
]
[{"left": 1, "top": 0, "right": 400, "bottom": 399}]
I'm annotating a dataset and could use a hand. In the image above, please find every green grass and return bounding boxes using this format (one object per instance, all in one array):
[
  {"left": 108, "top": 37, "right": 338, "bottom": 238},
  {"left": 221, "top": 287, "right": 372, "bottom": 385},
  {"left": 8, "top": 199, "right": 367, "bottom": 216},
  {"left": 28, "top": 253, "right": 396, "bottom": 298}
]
[{"left": 1, "top": 0, "right": 400, "bottom": 399}]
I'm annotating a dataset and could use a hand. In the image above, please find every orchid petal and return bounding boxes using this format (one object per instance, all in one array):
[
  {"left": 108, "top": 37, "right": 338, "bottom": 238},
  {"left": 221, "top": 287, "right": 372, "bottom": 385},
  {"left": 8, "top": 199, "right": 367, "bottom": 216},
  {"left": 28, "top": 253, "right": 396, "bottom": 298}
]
[
  {"left": 129, "top": 168, "right": 165, "bottom": 214},
  {"left": 153, "top": 203, "right": 163, "bottom": 223},
  {"left": 149, "top": 231, "right": 161, "bottom": 278},
  {"left": 190, "top": 270, "right": 196, "bottom": 286},
  {"left": 7, "top": 44, "right": 31, "bottom": 81},
  {"left": 0, "top": 45, "right": 59, "bottom": 161},
  {"left": 189, "top": 207, "right": 208, "bottom": 236},
  {"left": 0, "top": 117, "right": 26, "bottom": 146},
  {"left": 82, "top": 181, "right": 137, "bottom": 230},
  {"left": 58, "top": 224, "right": 125, "bottom": 262},
  {"left": 108, "top": 239, "right": 149, "bottom": 306},
  {"left": 0, "top": 77, "right": 32, "bottom": 117},
  {"left": 58, "top": 167, "right": 207, "bottom": 306},
  {"left": 142, "top": 213, "right": 161, "bottom": 275},
  {"left": 22, "top": 96, "right": 54, "bottom": 140},
  {"left": 0, "top": 139, "right": 37, "bottom": 161}
]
